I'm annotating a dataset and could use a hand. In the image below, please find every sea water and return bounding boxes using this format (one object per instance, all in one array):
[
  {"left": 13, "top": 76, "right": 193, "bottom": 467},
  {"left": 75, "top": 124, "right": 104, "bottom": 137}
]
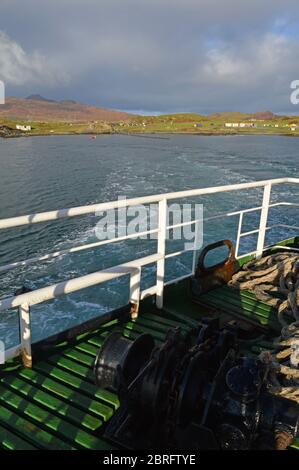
[{"left": 0, "top": 134, "right": 298, "bottom": 346}]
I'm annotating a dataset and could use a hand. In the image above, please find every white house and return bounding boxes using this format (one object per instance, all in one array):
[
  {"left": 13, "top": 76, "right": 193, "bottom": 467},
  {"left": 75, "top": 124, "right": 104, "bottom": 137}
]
[
  {"left": 16, "top": 125, "right": 31, "bottom": 131},
  {"left": 225, "top": 123, "right": 239, "bottom": 128},
  {"left": 239, "top": 122, "right": 255, "bottom": 128}
]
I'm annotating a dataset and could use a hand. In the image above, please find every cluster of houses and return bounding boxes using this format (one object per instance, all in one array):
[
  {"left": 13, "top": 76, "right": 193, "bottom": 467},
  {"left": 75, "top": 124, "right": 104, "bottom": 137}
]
[
  {"left": 115, "top": 120, "right": 148, "bottom": 128},
  {"left": 225, "top": 122, "right": 255, "bottom": 128},
  {"left": 225, "top": 122, "right": 298, "bottom": 131}
]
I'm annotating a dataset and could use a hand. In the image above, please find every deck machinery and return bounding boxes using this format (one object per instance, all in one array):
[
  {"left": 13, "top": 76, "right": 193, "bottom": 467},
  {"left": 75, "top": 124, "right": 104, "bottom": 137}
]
[{"left": 94, "top": 289, "right": 299, "bottom": 450}]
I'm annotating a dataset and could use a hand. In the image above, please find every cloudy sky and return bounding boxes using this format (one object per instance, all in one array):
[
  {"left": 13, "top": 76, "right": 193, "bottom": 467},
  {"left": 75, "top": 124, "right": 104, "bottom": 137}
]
[{"left": 1, "top": 0, "right": 299, "bottom": 114}]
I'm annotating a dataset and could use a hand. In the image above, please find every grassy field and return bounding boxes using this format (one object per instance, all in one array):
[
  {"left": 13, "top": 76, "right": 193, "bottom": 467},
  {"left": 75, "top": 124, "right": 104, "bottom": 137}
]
[
  {"left": 112, "top": 113, "right": 299, "bottom": 136},
  {"left": 1, "top": 113, "right": 299, "bottom": 137},
  {"left": 0, "top": 117, "right": 113, "bottom": 136}
]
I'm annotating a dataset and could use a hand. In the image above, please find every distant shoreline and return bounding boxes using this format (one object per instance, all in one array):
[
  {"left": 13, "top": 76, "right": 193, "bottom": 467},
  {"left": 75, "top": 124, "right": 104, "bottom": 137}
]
[
  {"left": 1, "top": 106, "right": 299, "bottom": 139},
  {"left": 1, "top": 97, "right": 298, "bottom": 140},
  {"left": 1, "top": 129, "right": 299, "bottom": 139}
]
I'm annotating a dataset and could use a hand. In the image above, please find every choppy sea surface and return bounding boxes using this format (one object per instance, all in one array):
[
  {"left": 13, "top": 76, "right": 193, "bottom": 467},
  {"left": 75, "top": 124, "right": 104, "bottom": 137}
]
[{"left": 0, "top": 134, "right": 298, "bottom": 347}]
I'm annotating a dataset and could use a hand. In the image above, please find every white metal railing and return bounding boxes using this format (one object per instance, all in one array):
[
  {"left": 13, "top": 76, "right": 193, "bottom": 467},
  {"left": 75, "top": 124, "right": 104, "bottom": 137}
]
[{"left": 0, "top": 177, "right": 298, "bottom": 367}]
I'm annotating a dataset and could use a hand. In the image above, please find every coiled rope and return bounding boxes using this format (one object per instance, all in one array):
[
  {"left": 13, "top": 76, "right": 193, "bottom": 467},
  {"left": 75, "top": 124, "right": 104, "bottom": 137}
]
[{"left": 229, "top": 252, "right": 299, "bottom": 402}]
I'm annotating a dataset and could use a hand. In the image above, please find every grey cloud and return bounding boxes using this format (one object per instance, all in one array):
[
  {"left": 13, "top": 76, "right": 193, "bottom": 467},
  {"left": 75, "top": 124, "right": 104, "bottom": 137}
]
[
  {"left": 0, "top": 31, "right": 69, "bottom": 86},
  {"left": 0, "top": 0, "right": 299, "bottom": 113}
]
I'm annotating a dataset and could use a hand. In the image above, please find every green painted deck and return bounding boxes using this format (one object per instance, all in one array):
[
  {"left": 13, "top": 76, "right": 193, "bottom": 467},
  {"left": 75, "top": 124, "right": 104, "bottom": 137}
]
[
  {"left": 0, "top": 311, "right": 197, "bottom": 450},
  {"left": 0, "top": 238, "right": 298, "bottom": 450}
]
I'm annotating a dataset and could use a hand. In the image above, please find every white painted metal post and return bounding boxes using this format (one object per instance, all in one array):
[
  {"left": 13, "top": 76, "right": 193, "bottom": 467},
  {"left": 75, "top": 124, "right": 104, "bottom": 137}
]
[
  {"left": 256, "top": 183, "right": 271, "bottom": 259},
  {"left": 19, "top": 303, "right": 32, "bottom": 368},
  {"left": 235, "top": 212, "right": 243, "bottom": 259},
  {"left": 130, "top": 267, "right": 141, "bottom": 319},
  {"left": 156, "top": 199, "right": 167, "bottom": 309}
]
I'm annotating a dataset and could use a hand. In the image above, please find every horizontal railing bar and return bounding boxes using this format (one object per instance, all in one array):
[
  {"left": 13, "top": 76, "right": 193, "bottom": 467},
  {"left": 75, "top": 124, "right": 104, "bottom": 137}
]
[
  {"left": 285, "top": 178, "right": 299, "bottom": 184},
  {"left": 276, "top": 224, "right": 299, "bottom": 231},
  {"left": 277, "top": 202, "right": 299, "bottom": 207},
  {"left": 240, "top": 224, "right": 299, "bottom": 239},
  {"left": 235, "top": 231, "right": 299, "bottom": 259},
  {"left": 0, "top": 178, "right": 293, "bottom": 230},
  {"left": 0, "top": 228, "right": 159, "bottom": 274},
  {"left": 0, "top": 253, "right": 162, "bottom": 312},
  {"left": 140, "top": 286, "right": 157, "bottom": 299},
  {"left": 273, "top": 246, "right": 299, "bottom": 252},
  {"left": 239, "top": 228, "right": 260, "bottom": 237},
  {"left": 165, "top": 250, "right": 189, "bottom": 259},
  {"left": 2, "top": 200, "right": 297, "bottom": 275},
  {"left": 2, "top": 196, "right": 297, "bottom": 275},
  {"left": 166, "top": 220, "right": 198, "bottom": 230},
  {"left": 204, "top": 201, "right": 297, "bottom": 223},
  {"left": 204, "top": 207, "right": 262, "bottom": 222},
  {"left": 228, "top": 201, "right": 285, "bottom": 215},
  {"left": 239, "top": 226, "right": 271, "bottom": 238}
]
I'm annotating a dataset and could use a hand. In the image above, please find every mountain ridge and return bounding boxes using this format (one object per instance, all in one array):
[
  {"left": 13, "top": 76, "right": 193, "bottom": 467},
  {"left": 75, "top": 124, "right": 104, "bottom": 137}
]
[{"left": 0, "top": 96, "right": 134, "bottom": 122}]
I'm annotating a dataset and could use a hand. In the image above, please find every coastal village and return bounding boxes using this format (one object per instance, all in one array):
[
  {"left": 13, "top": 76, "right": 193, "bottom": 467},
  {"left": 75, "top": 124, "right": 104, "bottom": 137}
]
[
  {"left": 224, "top": 121, "right": 298, "bottom": 131},
  {"left": 0, "top": 96, "right": 298, "bottom": 137},
  {"left": 11, "top": 116, "right": 299, "bottom": 134},
  {"left": 110, "top": 113, "right": 299, "bottom": 134}
]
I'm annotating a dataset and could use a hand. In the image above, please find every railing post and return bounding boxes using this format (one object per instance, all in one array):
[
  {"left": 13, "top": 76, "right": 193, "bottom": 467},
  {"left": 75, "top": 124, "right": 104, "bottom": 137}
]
[
  {"left": 129, "top": 267, "right": 141, "bottom": 320},
  {"left": 256, "top": 183, "right": 271, "bottom": 259},
  {"left": 19, "top": 303, "right": 32, "bottom": 368},
  {"left": 235, "top": 212, "right": 243, "bottom": 258},
  {"left": 156, "top": 198, "right": 167, "bottom": 309}
]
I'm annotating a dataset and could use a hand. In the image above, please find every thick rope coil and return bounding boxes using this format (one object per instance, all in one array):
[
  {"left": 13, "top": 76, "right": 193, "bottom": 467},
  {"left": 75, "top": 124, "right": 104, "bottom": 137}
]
[{"left": 229, "top": 253, "right": 299, "bottom": 401}]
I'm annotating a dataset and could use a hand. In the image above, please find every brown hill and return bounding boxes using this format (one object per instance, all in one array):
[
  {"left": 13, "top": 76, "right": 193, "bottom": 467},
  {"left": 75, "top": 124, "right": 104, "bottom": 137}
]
[
  {"left": 209, "top": 110, "right": 278, "bottom": 121},
  {"left": 252, "top": 111, "right": 276, "bottom": 120},
  {"left": 0, "top": 96, "right": 133, "bottom": 122},
  {"left": 209, "top": 112, "right": 251, "bottom": 121}
]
